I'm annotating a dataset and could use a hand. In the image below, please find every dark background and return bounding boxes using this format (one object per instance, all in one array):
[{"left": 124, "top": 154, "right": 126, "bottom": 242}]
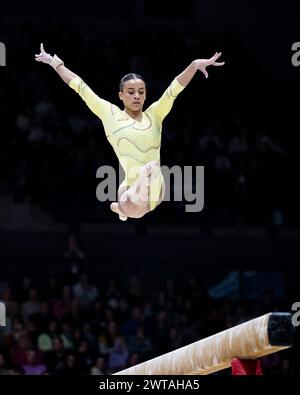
[{"left": 0, "top": 0, "right": 299, "bottom": 376}]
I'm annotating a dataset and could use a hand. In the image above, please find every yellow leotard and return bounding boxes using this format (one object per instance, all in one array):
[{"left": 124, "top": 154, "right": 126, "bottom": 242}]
[{"left": 69, "top": 76, "right": 185, "bottom": 210}]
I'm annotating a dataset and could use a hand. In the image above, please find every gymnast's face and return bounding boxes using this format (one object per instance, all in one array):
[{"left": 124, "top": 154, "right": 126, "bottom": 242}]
[{"left": 119, "top": 79, "right": 146, "bottom": 113}]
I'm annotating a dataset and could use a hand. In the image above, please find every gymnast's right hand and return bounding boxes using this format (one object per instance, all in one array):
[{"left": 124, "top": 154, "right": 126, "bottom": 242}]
[{"left": 35, "top": 43, "right": 53, "bottom": 64}]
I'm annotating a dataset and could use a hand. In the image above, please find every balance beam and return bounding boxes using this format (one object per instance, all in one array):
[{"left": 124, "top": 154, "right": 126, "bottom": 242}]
[{"left": 115, "top": 312, "right": 294, "bottom": 375}]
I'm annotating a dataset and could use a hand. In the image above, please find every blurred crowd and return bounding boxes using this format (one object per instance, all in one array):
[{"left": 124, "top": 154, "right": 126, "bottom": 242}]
[
  {"left": 0, "top": 233, "right": 297, "bottom": 376},
  {"left": 0, "top": 18, "right": 293, "bottom": 227},
  {"left": 0, "top": 267, "right": 295, "bottom": 375}
]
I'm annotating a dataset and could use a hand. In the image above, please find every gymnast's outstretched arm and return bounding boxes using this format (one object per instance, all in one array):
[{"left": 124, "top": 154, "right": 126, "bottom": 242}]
[
  {"left": 176, "top": 52, "right": 225, "bottom": 87},
  {"left": 35, "top": 43, "right": 77, "bottom": 84},
  {"left": 35, "top": 43, "right": 115, "bottom": 124},
  {"left": 147, "top": 52, "right": 225, "bottom": 122}
]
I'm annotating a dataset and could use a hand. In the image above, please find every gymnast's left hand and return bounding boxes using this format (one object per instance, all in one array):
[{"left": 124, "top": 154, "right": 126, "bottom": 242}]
[{"left": 193, "top": 52, "right": 225, "bottom": 79}]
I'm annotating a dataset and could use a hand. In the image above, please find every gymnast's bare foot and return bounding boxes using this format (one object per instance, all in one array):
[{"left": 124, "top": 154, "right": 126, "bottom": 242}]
[{"left": 110, "top": 202, "right": 127, "bottom": 221}]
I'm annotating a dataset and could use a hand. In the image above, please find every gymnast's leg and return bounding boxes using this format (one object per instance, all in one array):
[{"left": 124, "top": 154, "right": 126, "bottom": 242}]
[{"left": 110, "top": 161, "right": 160, "bottom": 220}]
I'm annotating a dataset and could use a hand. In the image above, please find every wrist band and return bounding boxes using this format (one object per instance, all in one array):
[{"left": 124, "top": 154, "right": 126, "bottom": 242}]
[{"left": 50, "top": 54, "right": 64, "bottom": 70}]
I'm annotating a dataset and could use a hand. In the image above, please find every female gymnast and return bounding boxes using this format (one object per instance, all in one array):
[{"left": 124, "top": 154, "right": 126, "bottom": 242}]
[{"left": 35, "top": 44, "right": 224, "bottom": 221}]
